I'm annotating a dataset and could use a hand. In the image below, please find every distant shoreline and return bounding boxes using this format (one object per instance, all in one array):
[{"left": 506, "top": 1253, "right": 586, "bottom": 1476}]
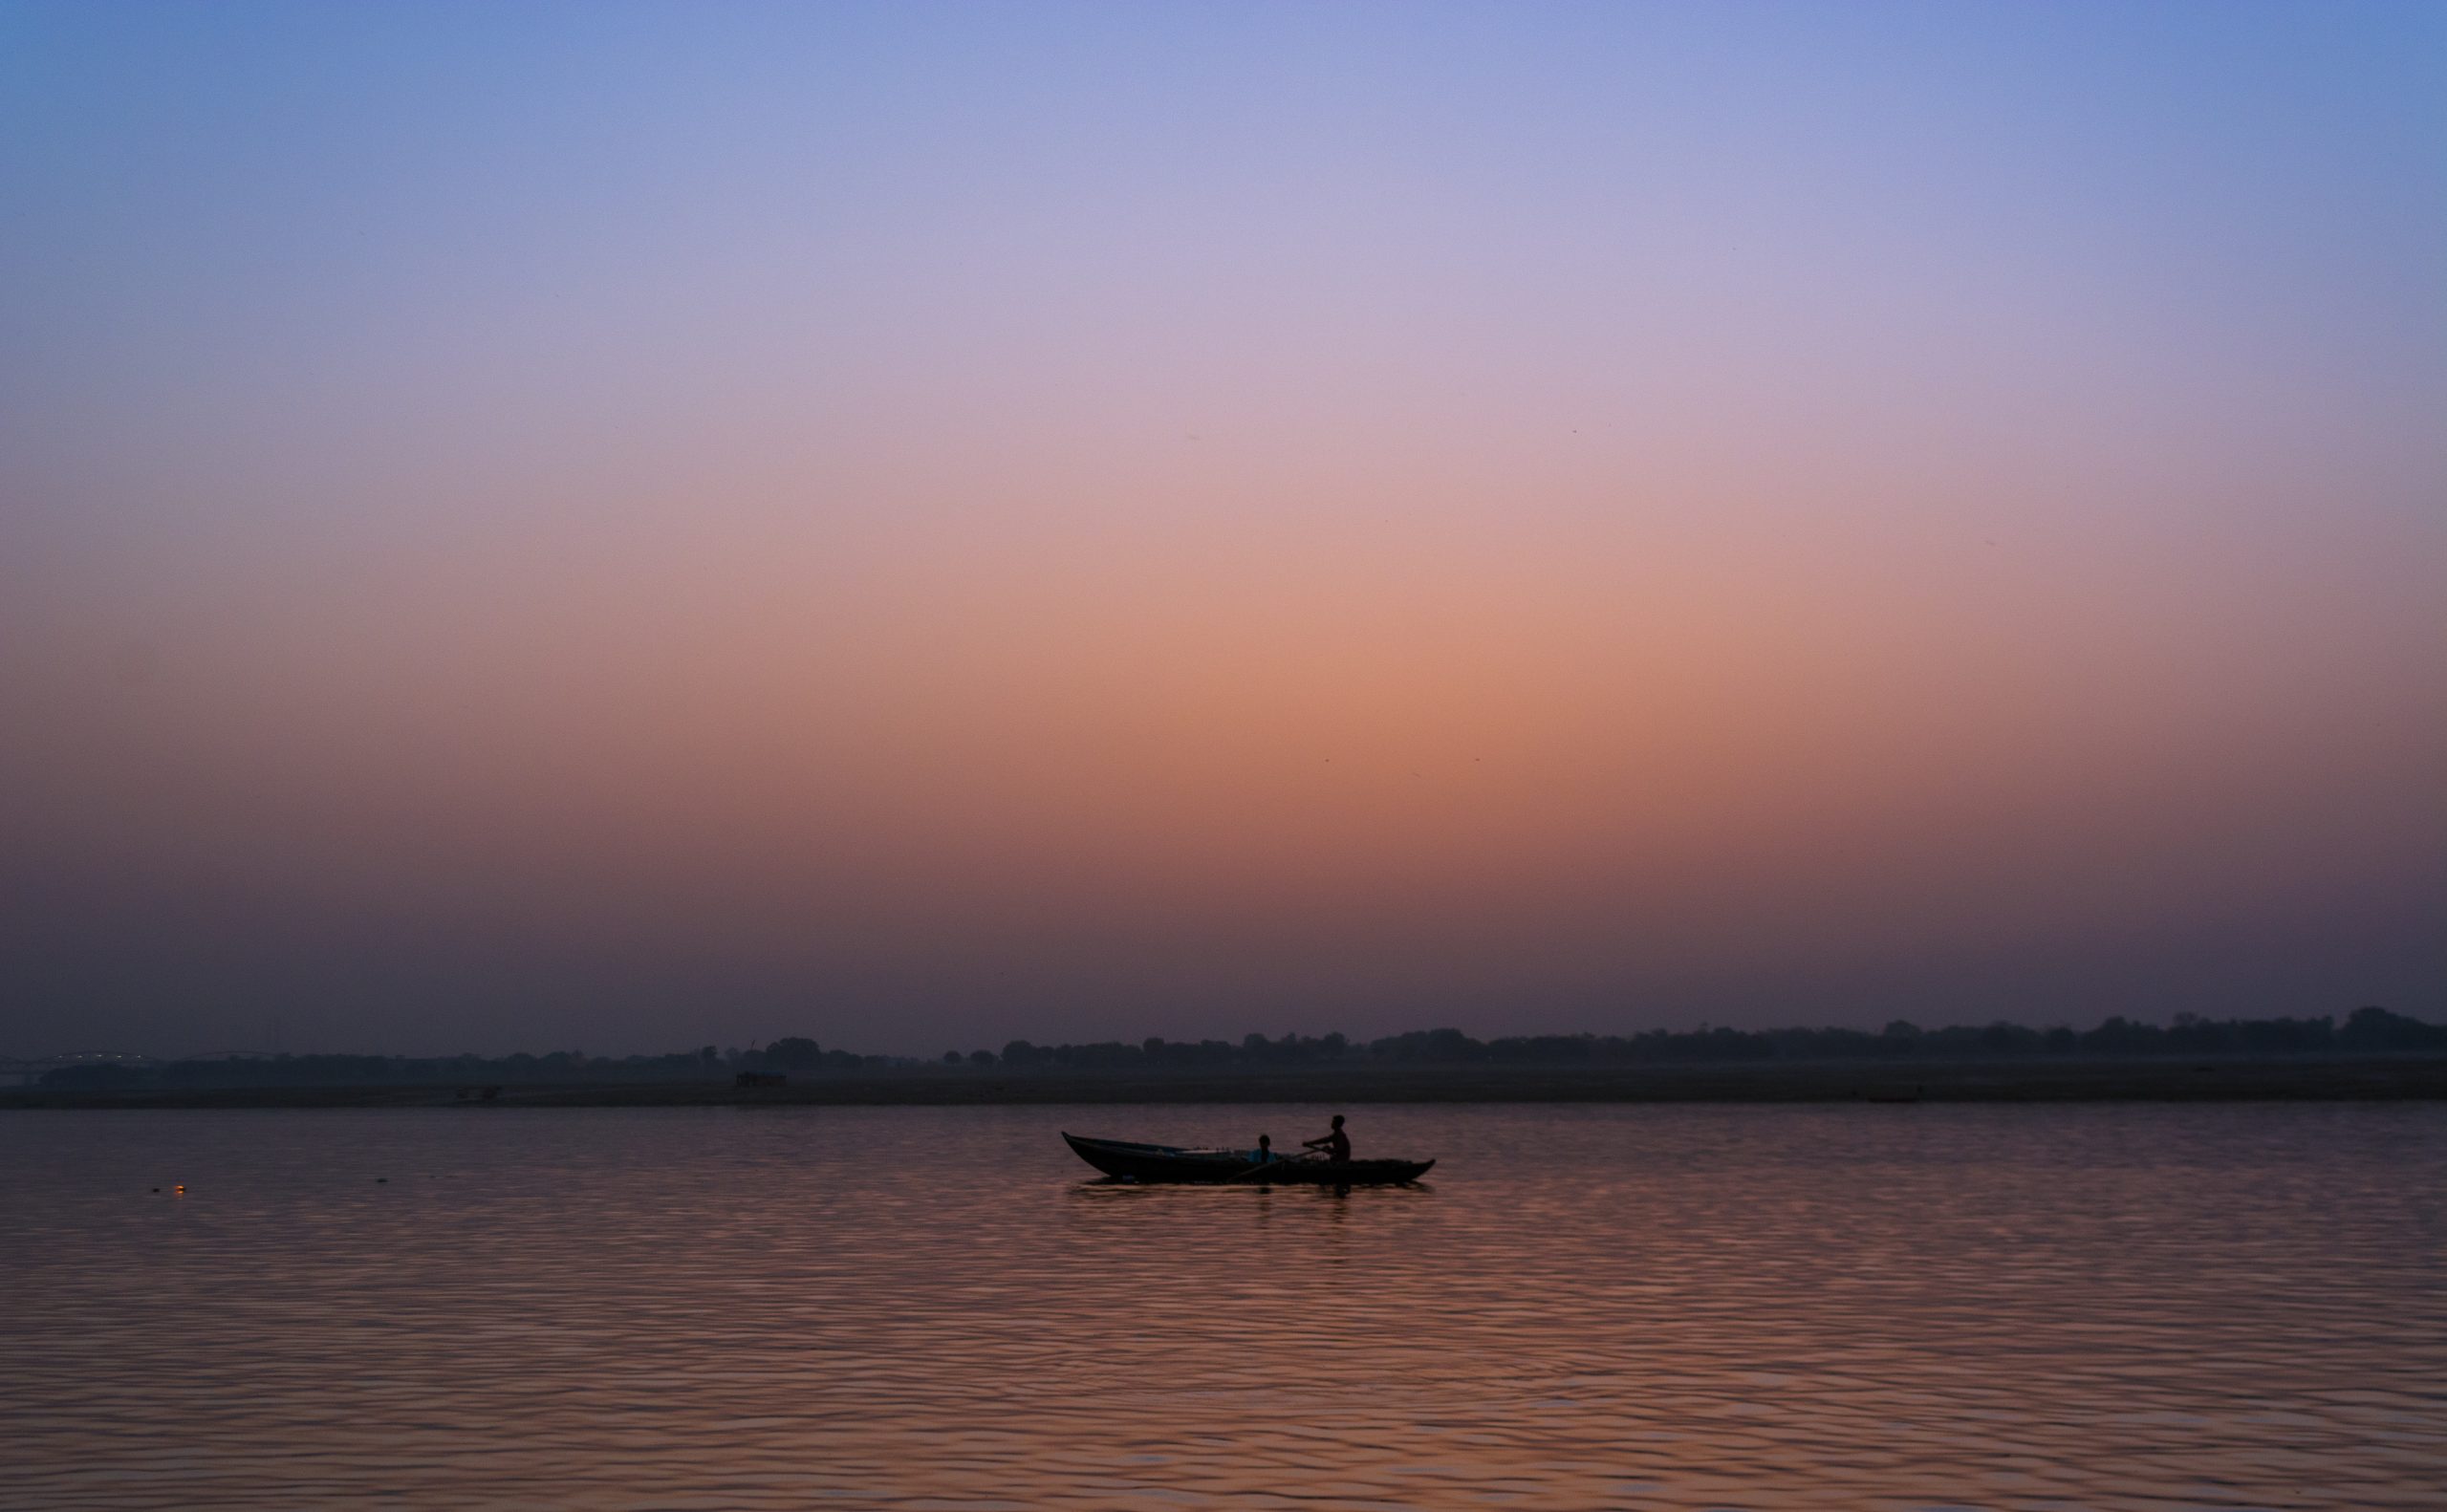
[{"left": 7, "top": 1055, "right": 2445, "bottom": 1110}]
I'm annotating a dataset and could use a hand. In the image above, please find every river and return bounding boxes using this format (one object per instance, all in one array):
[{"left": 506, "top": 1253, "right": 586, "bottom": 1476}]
[{"left": 6, "top": 1102, "right": 2441, "bottom": 1509}]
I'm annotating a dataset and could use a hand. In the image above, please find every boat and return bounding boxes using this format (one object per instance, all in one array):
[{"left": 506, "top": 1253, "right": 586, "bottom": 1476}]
[{"left": 1062, "top": 1133, "right": 1434, "bottom": 1185}]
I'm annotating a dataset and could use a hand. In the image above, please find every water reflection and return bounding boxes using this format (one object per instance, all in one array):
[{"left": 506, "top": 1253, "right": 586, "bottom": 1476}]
[{"left": 5, "top": 1103, "right": 2443, "bottom": 1509}]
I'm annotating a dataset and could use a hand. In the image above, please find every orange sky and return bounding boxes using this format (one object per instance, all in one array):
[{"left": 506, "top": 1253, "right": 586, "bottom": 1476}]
[{"left": 3, "top": 4, "right": 2440, "bottom": 1053}]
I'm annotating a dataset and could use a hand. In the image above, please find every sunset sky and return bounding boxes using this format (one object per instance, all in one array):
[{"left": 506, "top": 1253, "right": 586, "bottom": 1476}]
[{"left": 4, "top": 2, "right": 2440, "bottom": 1057}]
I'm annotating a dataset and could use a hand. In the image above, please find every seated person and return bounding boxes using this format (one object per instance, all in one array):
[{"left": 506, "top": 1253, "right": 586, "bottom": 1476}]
[{"left": 1301, "top": 1114, "right": 1352, "bottom": 1162}]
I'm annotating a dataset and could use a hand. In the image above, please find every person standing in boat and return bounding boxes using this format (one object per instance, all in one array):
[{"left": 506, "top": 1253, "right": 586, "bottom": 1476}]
[{"left": 1302, "top": 1114, "right": 1351, "bottom": 1163}]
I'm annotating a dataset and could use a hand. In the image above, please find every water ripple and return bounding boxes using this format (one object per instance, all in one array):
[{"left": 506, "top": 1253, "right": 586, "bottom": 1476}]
[{"left": 4, "top": 1103, "right": 2441, "bottom": 1509}]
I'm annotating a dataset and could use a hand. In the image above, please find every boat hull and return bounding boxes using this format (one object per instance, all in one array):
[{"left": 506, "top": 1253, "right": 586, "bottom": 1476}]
[{"left": 1063, "top": 1133, "right": 1433, "bottom": 1185}]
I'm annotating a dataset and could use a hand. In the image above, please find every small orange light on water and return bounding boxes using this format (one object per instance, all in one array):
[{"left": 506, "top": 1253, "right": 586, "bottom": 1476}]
[{"left": 174, "top": 1184, "right": 185, "bottom": 1195}]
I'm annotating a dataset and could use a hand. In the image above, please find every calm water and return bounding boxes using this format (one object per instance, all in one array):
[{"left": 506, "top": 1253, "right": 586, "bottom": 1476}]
[{"left": 4, "top": 1103, "right": 2442, "bottom": 1510}]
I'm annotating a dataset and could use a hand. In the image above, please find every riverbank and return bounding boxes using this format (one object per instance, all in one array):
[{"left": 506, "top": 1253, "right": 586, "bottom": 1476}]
[{"left": 7, "top": 1055, "right": 2445, "bottom": 1109}]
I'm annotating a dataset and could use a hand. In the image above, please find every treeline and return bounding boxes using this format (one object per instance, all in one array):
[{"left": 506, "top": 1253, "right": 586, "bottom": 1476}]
[
  {"left": 38, "top": 1040, "right": 899, "bottom": 1091},
  {"left": 985, "top": 1006, "right": 2444, "bottom": 1069},
  {"left": 34, "top": 1006, "right": 2443, "bottom": 1091}
]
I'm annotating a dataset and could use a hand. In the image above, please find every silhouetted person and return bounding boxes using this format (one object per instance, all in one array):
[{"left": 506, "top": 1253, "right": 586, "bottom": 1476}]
[
  {"left": 1302, "top": 1114, "right": 1351, "bottom": 1162},
  {"left": 1251, "top": 1134, "right": 1276, "bottom": 1164}
]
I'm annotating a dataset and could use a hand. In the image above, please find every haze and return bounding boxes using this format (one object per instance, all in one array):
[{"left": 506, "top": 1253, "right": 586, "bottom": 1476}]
[{"left": 3, "top": 2, "right": 2440, "bottom": 1057}]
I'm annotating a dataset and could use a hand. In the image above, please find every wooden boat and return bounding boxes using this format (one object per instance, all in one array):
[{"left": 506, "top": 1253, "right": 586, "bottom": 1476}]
[{"left": 1062, "top": 1133, "right": 1434, "bottom": 1185}]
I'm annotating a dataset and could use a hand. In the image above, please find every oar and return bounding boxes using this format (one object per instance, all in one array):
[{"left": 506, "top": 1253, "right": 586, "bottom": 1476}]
[{"left": 1227, "top": 1152, "right": 1328, "bottom": 1182}]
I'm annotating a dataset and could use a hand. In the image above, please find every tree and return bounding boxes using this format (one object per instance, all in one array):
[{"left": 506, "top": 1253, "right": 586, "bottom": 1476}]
[
  {"left": 2341, "top": 1005, "right": 2446, "bottom": 1051},
  {"left": 767, "top": 1036, "right": 823, "bottom": 1070}
]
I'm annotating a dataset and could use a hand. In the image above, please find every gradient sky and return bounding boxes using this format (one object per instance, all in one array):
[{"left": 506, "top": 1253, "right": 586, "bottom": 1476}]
[{"left": 4, "top": 1, "right": 2441, "bottom": 1057}]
